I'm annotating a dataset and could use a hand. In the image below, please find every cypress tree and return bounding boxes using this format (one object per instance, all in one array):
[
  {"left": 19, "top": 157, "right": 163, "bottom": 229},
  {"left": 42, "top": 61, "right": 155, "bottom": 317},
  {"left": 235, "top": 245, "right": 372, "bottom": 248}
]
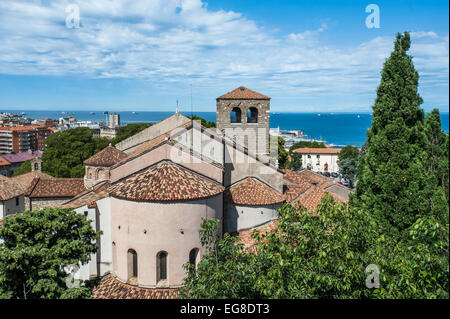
[{"left": 352, "top": 32, "right": 432, "bottom": 234}]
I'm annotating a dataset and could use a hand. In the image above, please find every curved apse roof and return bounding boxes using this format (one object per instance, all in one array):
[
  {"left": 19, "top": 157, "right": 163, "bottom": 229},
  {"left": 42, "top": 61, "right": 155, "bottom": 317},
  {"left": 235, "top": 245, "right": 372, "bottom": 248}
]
[
  {"left": 225, "top": 177, "right": 285, "bottom": 206},
  {"left": 110, "top": 161, "right": 224, "bottom": 202},
  {"left": 84, "top": 146, "right": 127, "bottom": 167}
]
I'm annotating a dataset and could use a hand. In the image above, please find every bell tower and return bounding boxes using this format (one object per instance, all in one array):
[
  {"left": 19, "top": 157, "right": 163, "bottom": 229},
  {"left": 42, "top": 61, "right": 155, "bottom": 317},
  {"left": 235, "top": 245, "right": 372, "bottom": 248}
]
[{"left": 216, "top": 86, "right": 270, "bottom": 155}]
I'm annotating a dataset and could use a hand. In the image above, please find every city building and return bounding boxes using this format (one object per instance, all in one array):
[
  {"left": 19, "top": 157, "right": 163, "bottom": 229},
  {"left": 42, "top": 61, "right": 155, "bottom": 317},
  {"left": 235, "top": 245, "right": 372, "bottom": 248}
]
[
  {"left": 0, "top": 150, "right": 42, "bottom": 177},
  {"left": 0, "top": 126, "right": 52, "bottom": 154},
  {"left": 292, "top": 147, "right": 342, "bottom": 173}
]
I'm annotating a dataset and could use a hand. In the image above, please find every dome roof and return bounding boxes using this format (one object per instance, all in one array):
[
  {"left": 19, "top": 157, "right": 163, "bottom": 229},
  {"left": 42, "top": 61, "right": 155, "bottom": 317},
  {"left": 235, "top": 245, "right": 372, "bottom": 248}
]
[{"left": 110, "top": 161, "right": 224, "bottom": 202}]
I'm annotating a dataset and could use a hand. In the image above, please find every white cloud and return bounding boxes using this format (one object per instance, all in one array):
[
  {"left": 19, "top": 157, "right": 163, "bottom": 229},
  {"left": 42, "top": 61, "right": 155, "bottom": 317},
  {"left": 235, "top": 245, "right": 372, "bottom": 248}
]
[{"left": 0, "top": 0, "right": 448, "bottom": 111}]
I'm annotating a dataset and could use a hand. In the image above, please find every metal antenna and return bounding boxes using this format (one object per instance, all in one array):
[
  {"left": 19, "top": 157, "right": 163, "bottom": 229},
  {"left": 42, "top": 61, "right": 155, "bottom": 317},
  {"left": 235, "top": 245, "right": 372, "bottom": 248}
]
[{"left": 190, "top": 84, "right": 193, "bottom": 119}]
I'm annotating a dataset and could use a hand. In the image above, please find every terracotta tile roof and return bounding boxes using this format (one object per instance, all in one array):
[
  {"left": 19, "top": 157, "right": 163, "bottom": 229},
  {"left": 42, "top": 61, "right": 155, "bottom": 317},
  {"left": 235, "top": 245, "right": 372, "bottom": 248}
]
[
  {"left": 237, "top": 220, "right": 279, "bottom": 252},
  {"left": 0, "top": 157, "right": 11, "bottom": 167},
  {"left": 283, "top": 169, "right": 333, "bottom": 189},
  {"left": 11, "top": 171, "right": 54, "bottom": 192},
  {"left": 0, "top": 177, "right": 23, "bottom": 201},
  {"left": 110, "top": 161, "right": 224, "bottom": 202},
  {"left": 62, "top": 182, "right": 110, "bottom": 209},
  {"left": 225, "top": 177, "right": 284, "bottom": 206},
  {"left": 292, "top": 147, "right": 342, "bottom": 155},
  {"left": 291, "top": 185, "right": 347, "bottom": 212},
  {"left": 84, "top": 146, "right": 127, "bottom": 167},
  {"left": 25, "top": 178, "right": 86, "bottom": 198},
  {"left": 217, "top": 86, "right": 271, "bottom": 100},
  {"left": 92, "top": 274, "right": 179, "bottom": 299},
  {"left": 282, "top": 169, "right": 348, "bottom": 211}
]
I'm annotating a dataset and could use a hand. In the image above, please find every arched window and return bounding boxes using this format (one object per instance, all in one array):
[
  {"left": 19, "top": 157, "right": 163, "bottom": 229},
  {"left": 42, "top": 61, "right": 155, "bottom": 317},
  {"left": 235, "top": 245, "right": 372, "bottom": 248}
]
[
  {"left": 127, "top": 249, "right": 138, "bottom": 279},
  {"left": 230, "top": 107, "right": 242, "bottom": 123},
  {"left": 157, "top": 251, "right": 168, "bottom": 282},
  {"left": 189, "top": 248, "right": 200, "bottom": 270},
  {"left": 247, "top": 107, "right": 258, "bottom": 123}
]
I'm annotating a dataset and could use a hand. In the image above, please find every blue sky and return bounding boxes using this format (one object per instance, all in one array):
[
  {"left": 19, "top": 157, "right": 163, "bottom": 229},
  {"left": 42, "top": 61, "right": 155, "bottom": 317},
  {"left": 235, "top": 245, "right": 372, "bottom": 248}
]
[{"left": 0, "top": 0, "right": 448, "bottom": 113}]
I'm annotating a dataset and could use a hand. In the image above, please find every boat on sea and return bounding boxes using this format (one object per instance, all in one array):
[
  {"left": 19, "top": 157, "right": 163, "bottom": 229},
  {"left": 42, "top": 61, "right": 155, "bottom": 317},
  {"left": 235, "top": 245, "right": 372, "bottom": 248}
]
[
  {"left": 357, "top": 115, "right": 361, "bottom": 119},
  {"left": 90, "top": 112, "right": 95, "bottom": 115},
  {"left": 132, "top": 112, "right": 137, "bottom": 115},
  {"left": 317, "top": 113, "right": 321, "bottom": 117}
]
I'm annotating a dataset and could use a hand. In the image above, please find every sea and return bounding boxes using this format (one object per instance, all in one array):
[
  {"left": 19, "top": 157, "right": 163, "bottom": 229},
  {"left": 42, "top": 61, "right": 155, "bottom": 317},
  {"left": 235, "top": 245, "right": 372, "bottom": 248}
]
[{"left": 2, "top": 110, "right": 449, "bottom": 148}]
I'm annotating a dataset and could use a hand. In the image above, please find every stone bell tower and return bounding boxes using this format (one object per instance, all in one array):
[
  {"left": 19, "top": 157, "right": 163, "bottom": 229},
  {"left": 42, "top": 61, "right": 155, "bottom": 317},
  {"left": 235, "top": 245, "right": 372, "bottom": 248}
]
[{"left": 216, "top": 86, "right": 270, "bottom": 155}]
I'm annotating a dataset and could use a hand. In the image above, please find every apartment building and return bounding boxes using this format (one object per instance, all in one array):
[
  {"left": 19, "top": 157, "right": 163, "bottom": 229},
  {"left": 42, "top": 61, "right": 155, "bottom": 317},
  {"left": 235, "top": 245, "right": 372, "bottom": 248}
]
[{"left": 0, "top": 126, "right": 52, "bottom": 154}]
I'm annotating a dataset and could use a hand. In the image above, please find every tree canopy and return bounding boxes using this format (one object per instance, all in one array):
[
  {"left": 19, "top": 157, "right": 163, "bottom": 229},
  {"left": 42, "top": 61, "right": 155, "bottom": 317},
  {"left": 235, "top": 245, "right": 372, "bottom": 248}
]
[
  {"left": 0, "top": 208, "right": 100, "bottom": 299},
  {"left": 12, "top": 160, "right": 32, "bottom": 177},
  {"left": 39, "top": 123, "right": 151, "bottom": 178},
  {"left": 351, "top": 32, "right": 438, "bottom": 234},
  {"left": 188, "top": 115, "right": 216, "bottom": 128}
]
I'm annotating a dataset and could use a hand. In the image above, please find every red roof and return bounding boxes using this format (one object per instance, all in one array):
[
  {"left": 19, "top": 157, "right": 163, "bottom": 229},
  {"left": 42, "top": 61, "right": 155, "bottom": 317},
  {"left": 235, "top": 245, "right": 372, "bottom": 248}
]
[
  {"left": 0, "top": 157, "right": 11, "bottom": 167},
  {"left": 292, "top": 148, "right": 341, "bottom": 155},
  {"left": 217, "top": 86, "right": 270, "bottom": 100},
  {"left": 225, "top": 177, "right": 284, "bottom": 206},
  {"left": 92, "top": 274, "right": 178, "bottom": 299},
  {"left": 110, "top": 161, "right": 224, "bottom": 202}
]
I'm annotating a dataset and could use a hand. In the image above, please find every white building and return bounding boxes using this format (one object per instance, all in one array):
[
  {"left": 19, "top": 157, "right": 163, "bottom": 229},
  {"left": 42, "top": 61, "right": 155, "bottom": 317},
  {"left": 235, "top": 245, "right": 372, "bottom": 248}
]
[{"left": 292, "top": 147, "right": 341, "bottom": 173}]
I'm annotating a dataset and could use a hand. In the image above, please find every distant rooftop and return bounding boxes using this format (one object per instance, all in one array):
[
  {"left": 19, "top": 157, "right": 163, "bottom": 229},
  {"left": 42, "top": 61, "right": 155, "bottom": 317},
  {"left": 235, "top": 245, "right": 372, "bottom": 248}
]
[{"left": 0, "top": 151, "right": 42, "bottom": 164}]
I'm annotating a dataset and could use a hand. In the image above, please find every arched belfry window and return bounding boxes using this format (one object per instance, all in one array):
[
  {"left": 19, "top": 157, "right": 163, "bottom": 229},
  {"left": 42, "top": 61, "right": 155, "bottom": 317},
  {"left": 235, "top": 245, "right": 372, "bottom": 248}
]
[
  {"left": 189, "top": 248, "right": 200, "bottom": 270},
  {"left": 230, "top": 107, "right": 242, "bottom": 123},
  {"left": 157, "top": 251, "right": 168, "bottom": 282},
  {"left": 127, "top": 249, "right": 138, "bottom": 279},
  {"left": 247, "top": 107, "right": 258, "bottom": 123}
]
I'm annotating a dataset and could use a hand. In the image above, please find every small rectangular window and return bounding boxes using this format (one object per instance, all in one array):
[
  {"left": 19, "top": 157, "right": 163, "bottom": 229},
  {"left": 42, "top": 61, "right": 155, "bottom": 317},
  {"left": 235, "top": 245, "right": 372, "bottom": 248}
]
[
  {"left": 15, "top": 197, "right": 19, "bottom": 206},
  {"left": 307, "top": 155, "right": 311, "bottom": 159},
  {"left": 317, "top": 155, "right": 320, "bottom": 159}
]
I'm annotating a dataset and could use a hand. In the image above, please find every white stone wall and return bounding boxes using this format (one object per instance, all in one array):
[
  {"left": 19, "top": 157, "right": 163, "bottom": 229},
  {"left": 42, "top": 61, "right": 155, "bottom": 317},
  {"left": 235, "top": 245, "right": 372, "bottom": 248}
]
[
  {"left": 0, "top": 196, "right": 24, "bottom": 218},
  {"left": 224, "top": 203, "right": 281, "bottom": 233},
  {"left": 302, "top": 153, "right": 339, "bottom": 173}
]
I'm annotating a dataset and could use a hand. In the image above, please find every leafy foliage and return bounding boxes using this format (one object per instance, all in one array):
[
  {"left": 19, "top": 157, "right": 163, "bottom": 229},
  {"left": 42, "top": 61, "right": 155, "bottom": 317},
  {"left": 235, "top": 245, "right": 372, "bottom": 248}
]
[
  {"left": 0, "top": 208, "right": 100, "bottom": 299},
  {"left": 289, "top": 152, "right": 302, "bottom": 171},
  {"left": 181, "top": 194, "right": 448, "bottom": 299},
  {"left": 41, "top": 123, "right": 151, "bottom": 178},
  {"left": 179, "top": 219, "right": 259, "bottom": 299},
  {"left": 42, "top": 127, "right": 109, "bottom": 178},
  {"left": 12, "top": 160, "right": 32, "bottom": 177},
  {"left": 351, "top": 32, "right": 434, "bottom": 233},
  {"left": 188, "top": 115, "right": 216, "bottom": 128},
  {"left": 277, "top": 137, "right": 289, "bottom": 169},
  {"left": 111, "top": 123, "right": 152, "bottom": 145}
]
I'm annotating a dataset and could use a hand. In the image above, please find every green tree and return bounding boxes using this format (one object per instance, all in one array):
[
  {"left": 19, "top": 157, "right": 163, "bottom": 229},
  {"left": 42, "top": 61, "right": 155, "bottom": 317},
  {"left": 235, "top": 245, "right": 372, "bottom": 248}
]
[
  {"left": 339, "top": 158, "right": 357, "bottom": 188},
  {"left": 179, "top": 219, "right": 259, "bottom": 299},
  {"left": 111, "top": 123, "right": 153, "bottom": 145},
  {"left": 338, "top": 145, "right": 359, "bottom": 162},
  {"left": 42, "top": 127, "right": 109, "bottom": 178},
  {"left": 0, "top": 208, "right": 100, "bottom": 299},
  {"left": 12, "top": 160, "right": 32, "bottom": 177},
  {"left": 351, "top": 32, "right": 432, "bottom": 234},
  {"left": 277, "top": 137, "right": 289, "bottom": 169},
  {"left": 424, "top": 109, "right": 449, "bottom": 203},
  {"left": 289, "top": 152, "right": 302, "bottom": 171},
  {"left": 188, "top": 115, "right": 216, "bottom": 129},
  {"left": 337, "top": 145, "right": 360, "bottom": 188}
]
